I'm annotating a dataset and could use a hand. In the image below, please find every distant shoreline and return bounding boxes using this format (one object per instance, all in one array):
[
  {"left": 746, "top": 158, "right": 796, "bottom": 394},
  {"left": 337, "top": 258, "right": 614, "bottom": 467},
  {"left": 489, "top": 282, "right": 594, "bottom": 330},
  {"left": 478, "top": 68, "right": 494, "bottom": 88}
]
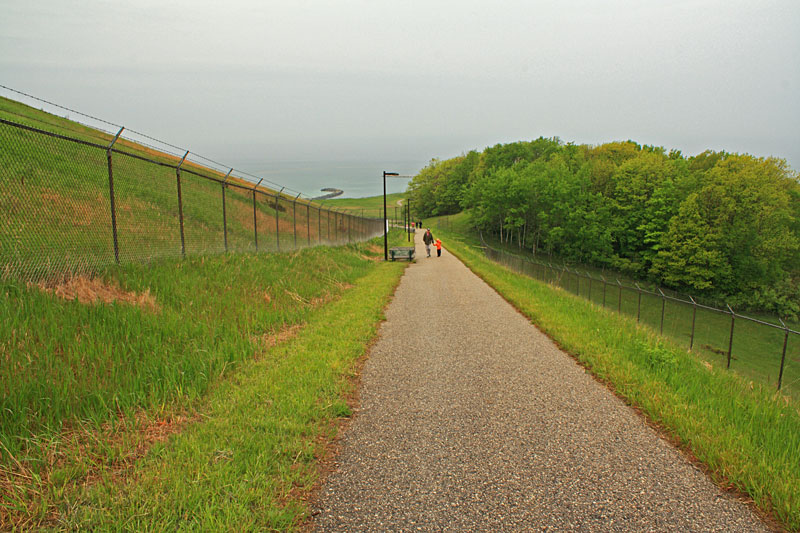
[{"left": 246, "top": 159, "right": 422, "bottom": 198}]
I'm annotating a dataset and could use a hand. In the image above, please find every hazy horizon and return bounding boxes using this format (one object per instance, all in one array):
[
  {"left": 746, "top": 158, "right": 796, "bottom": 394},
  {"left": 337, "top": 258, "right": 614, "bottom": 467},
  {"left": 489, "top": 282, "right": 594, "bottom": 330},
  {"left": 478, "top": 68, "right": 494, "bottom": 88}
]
[{"left": 2, "top": 0, "right": 798, "bottom": 190}]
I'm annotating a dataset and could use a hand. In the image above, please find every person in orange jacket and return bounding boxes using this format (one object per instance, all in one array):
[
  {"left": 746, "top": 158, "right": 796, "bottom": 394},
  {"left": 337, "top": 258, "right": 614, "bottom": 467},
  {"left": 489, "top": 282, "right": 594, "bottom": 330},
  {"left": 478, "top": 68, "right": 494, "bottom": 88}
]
[{"left": 435, "top": 238, "right": 442, "bottom": 257}]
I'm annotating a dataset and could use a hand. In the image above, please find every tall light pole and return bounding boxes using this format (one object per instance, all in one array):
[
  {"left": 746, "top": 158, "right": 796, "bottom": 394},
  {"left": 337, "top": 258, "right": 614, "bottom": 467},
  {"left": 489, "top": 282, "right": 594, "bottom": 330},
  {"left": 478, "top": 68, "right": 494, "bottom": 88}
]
[
  {"left": 408, "top": 197, "right": 412, "bottom": 242},
  {"left": 383, "top": 171, "right": 398, "bottom": 261}
]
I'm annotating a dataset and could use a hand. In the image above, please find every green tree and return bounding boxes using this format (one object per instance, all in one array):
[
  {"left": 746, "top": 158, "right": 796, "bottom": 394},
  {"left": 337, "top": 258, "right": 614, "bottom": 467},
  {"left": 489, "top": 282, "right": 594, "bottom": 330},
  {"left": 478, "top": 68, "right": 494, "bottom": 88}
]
[
  {"left": 606, "top": 151, "right": 686, "bottom": 275},
  {"left": 652, "top": 155, "right": 799, "bottom": 315}
]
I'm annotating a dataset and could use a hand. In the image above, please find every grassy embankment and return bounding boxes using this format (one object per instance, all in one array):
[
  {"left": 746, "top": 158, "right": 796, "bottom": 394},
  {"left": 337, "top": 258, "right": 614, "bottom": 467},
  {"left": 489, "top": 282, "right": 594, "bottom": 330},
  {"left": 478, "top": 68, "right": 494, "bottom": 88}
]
[
  {"left": 1, "top": 97, "right": 405, "bottom": 528},
  {"left": 432, "top": 213, "right": 800, "bottom": 531},
  {"left": 1, "top": 232, "right": 408, "bottom": 529},
  {"left": 1, "top": 97, "right": 369, "bottom": 282},
  {"left": 433, "top": 214, "right": 800, "bottom": 399},
  {"left": 319, "top": 192, "right": 407, "bottom": 221}
]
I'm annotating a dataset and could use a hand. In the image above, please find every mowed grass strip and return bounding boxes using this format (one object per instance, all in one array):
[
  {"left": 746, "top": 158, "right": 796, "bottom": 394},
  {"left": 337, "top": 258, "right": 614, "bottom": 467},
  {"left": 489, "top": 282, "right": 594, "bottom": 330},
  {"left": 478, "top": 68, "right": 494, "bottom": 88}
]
[
  {"left": 0, "top": 233, "right": 405, "bottom": 529},
  {"left": 470, "top": 224, "right": 800, "bottom": 399},
  {"left": 434, "top": 225, "right": 800, "bottom": 531},
  {"left": 66, "top": 258, "right": 405, "bottom": 530}
]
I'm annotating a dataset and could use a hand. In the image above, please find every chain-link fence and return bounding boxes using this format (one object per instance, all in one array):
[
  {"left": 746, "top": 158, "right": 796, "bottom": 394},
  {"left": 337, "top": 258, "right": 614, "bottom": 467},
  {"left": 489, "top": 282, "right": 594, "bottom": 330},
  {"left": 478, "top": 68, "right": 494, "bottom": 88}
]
[
  {"left": 467, "top": 231, "right": 800, "bottom": 397},
  {"left": 0, "top": 118, "right": 384, "bottom": 283}
]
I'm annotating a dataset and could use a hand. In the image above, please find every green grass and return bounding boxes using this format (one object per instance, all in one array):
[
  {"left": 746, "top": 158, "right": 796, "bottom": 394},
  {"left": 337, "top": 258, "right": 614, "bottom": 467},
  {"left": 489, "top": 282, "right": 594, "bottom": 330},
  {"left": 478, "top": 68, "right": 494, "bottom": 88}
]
[
  {"left": 0, "top": 231, "right": 407, "bottom": 529},
  {"left": 319, "top": 193, "right": 407, "bottom": 220},
  {"left": 432, "top": 220, "right": 800, "bottom": 531},
  {"left": 0, "top": 96, "right": 117, "bottom": 148},
  {"left": 432, "top": 213, "right": 800, "bottom": 400},
  {"left": 319, "top": 192, "right": 405, "bottom": 210},
  {"left": 67, "top": 248, "right": 405, "bottom": 530},
  {"left": 1, "top": 97, "right": 382, "bottom": 282},
  {"left": 0, "top": 96, "right": 244, "bottom": 182}
]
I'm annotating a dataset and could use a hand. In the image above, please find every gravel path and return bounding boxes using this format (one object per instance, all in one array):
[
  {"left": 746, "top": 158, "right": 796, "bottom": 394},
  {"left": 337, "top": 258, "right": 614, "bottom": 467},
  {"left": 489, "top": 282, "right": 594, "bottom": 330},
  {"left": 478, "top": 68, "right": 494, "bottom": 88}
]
[{"left": 312, "top": 232, "right": 769, "bottom": 532}]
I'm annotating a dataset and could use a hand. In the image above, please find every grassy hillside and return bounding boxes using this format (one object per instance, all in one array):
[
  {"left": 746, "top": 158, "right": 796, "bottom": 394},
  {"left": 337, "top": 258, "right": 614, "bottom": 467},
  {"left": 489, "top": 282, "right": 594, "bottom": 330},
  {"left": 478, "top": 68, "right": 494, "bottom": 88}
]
[
  {"left": 0, "top": 231, "right": 409, "bottom": 529},
  {"left": 0, "top": 97, "right": 256, "bottom": 189},
  {"left": 0, "top": 95, "right": 405, "bottom": 527},
  {"left": 0, "top": 97, "right": 380, "bottom": 282},
  {"left": 319, "top": 192, "right": 407, "bottom": 219},
  {"left": 432, "top": 215, "right": 800, "bottom": 531}
]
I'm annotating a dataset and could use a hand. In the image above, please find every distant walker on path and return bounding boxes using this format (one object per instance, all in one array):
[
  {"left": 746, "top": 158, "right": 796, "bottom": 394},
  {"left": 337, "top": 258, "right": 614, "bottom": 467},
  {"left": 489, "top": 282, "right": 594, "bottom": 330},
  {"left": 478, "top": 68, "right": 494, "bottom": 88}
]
[
  {"left": 435, "top": 238, "right": 442, "bottom": 257},
  {"left": 422, "top": 228, "right": 434, "bottom": 257}
]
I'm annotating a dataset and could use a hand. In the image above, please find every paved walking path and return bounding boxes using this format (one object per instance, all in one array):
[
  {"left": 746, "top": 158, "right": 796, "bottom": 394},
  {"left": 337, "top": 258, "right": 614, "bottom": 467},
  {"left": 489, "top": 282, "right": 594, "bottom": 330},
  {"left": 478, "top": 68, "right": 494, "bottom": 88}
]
[{"left": 312, "top": 231, "right": 769, "bottom": 531}]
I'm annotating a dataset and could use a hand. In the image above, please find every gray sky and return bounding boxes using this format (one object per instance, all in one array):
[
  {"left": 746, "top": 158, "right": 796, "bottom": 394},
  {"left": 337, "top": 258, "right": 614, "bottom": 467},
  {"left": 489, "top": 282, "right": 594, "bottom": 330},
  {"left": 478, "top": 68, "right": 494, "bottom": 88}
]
[{"left": 2, "top": 0, "right": 799, "bottom": 175}]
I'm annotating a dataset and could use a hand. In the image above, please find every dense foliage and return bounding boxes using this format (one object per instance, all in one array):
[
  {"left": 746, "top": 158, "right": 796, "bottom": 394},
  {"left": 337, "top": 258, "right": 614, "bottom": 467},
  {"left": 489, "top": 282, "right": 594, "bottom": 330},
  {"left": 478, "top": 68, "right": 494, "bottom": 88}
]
[{"left": 408, "top": 139, "right": 800, "bottom": 316}]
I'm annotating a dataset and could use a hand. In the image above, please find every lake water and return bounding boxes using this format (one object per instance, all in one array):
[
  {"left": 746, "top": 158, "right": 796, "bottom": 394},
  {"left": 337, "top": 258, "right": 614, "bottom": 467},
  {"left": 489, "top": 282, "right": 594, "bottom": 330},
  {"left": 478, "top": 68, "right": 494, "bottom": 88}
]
[{"left": 246, "top": 160, "right": 425, "bottom": 199}]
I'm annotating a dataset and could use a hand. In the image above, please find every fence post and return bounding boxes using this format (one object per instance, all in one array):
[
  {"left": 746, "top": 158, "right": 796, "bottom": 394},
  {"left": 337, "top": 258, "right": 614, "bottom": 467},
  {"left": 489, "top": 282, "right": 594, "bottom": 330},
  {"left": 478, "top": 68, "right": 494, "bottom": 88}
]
[
  {"left": 689, "top": 295, "right": 697, "bottom": 351},
  {"left": 616, "top": 278, "right": 623, "bottom": 313},
  {"left": 658, "top": 288, "right": 666, "bottom": 334},
  {"left": 293, "top": 193, "right": 300, "bottom": 249},
  {"left": 276, "top": 187, "right": 284, "bottom": 252},
  {"left": 335, "top": 209, "right": 340, "bottom": 243},
  {"left": 777, "top": 318, "right": 789, "bottom": 390},
  {"left": 635, "top": 283, "right": 642, "bottom": 322},
  {"left": 601, "top": 275, "right": 607, "bottom": 307},
  {"left": 307, "top": 203, "right": 311, "bottom": 245},
  {"left": 105, "top": 126, "right": 124, "bottom": 263},
  {"left": 252, "top": 178, "right": 263, "bottom": 252},
  {"left": 318, "top": 204, "right": 322, "bottom": 244},
  {"left": 327, "top": 208, "right": 331, "bottom": 241},
  {"left": 222, "top": 169, "right": 232, "bottom": 253},
  {"left": 348, "top": 212, "right": 352, "bottom": 242},
  {"left": 588, "top": 275, "right": 593, "bottom": 302},
  {"left": 176, "top": 151, "right": 189, "bottom": 258},
  {"left": 726, "top": 304, "right": 735, "bottom": 369}
]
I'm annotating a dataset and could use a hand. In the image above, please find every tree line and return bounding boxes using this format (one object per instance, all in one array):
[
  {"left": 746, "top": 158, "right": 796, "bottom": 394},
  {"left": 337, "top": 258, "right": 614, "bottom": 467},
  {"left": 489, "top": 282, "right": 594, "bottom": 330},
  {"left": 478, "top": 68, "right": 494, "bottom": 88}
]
[{"left": 408, "top": 138, "right": 800, "bottom": 317}]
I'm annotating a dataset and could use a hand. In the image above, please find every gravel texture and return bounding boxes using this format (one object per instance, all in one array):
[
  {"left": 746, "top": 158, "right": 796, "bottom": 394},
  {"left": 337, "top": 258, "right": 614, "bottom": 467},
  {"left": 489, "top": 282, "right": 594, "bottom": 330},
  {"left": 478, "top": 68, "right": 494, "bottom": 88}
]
[{"left": 312, "top": 232, "right": 769, "bottom": 532}]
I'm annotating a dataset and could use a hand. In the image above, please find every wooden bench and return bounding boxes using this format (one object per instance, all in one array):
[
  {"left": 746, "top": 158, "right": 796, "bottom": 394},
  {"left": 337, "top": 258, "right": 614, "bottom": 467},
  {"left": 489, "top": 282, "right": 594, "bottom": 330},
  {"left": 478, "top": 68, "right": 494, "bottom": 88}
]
[{"left": 389, "top": 246, "right": 415, "bottom": 261}]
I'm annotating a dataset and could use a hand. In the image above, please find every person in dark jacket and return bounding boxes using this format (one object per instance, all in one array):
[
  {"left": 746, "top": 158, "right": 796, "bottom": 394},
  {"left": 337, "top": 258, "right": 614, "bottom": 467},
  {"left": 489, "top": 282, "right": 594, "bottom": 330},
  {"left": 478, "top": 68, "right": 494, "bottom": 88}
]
[{"left": 422, "top": 228, "right": 434, "bottom": 257}]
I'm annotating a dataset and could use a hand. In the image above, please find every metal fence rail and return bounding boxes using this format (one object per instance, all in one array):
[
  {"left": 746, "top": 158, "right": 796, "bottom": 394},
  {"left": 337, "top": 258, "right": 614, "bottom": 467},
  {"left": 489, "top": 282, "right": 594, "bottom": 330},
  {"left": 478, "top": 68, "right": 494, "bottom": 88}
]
[
  {"left": 470, "top": 233, "right": 800, "bottom": 396},
  {"left": 0, "top": 119, "right": 383, "bottom": 283}
]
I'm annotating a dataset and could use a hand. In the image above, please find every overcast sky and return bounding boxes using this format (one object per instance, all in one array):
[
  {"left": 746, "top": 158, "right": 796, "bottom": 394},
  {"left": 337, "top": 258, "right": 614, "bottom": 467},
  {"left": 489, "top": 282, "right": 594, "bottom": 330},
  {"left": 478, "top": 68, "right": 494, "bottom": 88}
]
[{"left": 2, "top": 0, "right": 799, "bottom": 176}]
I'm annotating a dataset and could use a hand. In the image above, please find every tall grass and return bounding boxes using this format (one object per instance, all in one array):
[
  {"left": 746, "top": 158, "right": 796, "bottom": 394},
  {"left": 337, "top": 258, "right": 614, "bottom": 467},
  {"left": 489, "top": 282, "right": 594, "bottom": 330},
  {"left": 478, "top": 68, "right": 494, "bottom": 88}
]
[
  {"left": 0, "top": 232, "right": 407, "bottom": 529},
  {"left": 434, "top": 223, "right": 800, "bottom": 531},
  {"left": 66, "top": 248, "right": 405, "bottom": 530}
]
